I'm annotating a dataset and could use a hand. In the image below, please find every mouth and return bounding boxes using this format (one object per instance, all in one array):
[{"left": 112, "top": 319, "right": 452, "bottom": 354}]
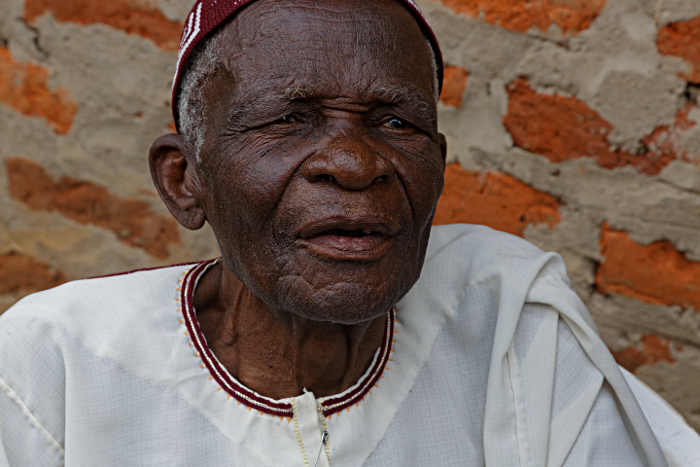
[
  {"left": 296, "top": 218, "right": 398, "bottom": 259},
  {"left": 322, "top": 228, "right": 380, "bottom": 238}
]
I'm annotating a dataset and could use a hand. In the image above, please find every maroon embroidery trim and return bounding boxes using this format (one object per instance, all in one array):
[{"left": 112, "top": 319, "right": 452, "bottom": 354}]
[
  {"left": 180, "top": 258, "right": 395, "bottom": 419},
  {"left": 181, "top": 259, "right": 293, "bottom": 417},
  {"left": 320, "top": 310, "right": 394, "bottom": 417}
]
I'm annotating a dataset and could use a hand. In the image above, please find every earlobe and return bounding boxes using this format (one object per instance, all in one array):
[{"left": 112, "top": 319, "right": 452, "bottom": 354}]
[{"left": 149, "top": 134, "right": 206, "bottom": 230}]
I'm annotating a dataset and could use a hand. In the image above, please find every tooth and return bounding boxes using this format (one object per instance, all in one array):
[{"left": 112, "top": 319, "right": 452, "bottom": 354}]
[{"left": 363, "top": 228, "right": 372, "bottom": 234}]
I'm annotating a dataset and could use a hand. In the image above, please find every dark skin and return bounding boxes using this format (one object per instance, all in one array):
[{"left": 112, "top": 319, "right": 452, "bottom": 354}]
[{"left": 149, "top": 0, "right": 447, "bottom": 400}]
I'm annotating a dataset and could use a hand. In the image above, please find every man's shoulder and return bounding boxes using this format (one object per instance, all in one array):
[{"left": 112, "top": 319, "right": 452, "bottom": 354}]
[
  {"left": 0, "top": 261, "right": 200, "bottom": 359},
  {"left": 0, "top": 261, "right": 205, "bottom": 443},
  {"left": 2, "top": 262, "right": 195, "bottom": 324},
  {"left": 400, "top": 224, "right": 572, "bottom": 344},
  {"left": 427, "top": 224, "right": 544, "bottom": 258},
  {"left": 425, "top": 224, "right": 566, "bottom": 287}
]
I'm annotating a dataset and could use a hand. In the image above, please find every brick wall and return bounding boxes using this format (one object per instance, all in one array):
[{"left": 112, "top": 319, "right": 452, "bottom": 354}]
[
  {"left": 0, "top": 0, "right": 699, "bottom": 431},
  {"left": 426, "top": 0, "right": 700, "bottom": 431},
  {"left": 0, "top": 0, "right": 218, "bottom": 315}
]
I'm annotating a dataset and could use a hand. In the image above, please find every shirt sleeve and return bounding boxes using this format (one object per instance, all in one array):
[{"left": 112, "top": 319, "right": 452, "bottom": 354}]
[
  {"left": 0, "top": 376, "right": 65, "bottom": 466},
  {"left": 552, "top": 313, "right": 643, "bottom": 466},
  {"left": 0, "top": 311, "right": 66, "bottom": 467},
  {"left": 511, "top": 303, "right": 645, "bottom": 466},
  {"left": 562, "top": 382, "right": 643, "bottom": 466},
  {"left": 519, "top": 269, "right": 668, "bottom": 467}
]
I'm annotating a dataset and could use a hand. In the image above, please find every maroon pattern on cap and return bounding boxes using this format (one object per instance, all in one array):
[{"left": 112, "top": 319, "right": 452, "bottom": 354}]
[{"left": 171, "top": 0, "right": 443, "bottom": 131}]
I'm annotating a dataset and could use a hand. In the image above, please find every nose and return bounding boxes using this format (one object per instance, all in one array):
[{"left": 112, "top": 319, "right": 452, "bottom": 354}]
[{"left": 301, "top": 132, "right": 394, "bottom": 191}]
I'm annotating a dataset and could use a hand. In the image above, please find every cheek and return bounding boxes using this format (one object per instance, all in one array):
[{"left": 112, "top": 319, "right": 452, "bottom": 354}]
[
  {"left": 395, "top": 151, "right": 445, "bottom": 227},
  {"left": 200, "top": 149, "right": 307, "bottom": 293},
  {"left": 204, "top": 143, "right": 305, "bottom": 227}
]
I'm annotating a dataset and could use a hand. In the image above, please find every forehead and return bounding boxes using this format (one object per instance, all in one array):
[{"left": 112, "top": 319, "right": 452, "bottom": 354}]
[{"left": 214, "top": 0, "right": 437, "bottom": 102}]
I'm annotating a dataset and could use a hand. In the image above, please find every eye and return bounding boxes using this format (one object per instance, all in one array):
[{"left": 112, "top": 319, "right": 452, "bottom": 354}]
[
  {"left": 384, "top": 117, "right": 410, "bottom": 130},
  {"left": 276, "top": 115, "right": 298, "bottom": 124}
]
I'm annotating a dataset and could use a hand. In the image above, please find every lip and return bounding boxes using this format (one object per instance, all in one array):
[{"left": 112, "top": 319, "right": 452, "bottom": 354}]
[{"left": 296, "top": 216, "right": 400, "bottom": 260}]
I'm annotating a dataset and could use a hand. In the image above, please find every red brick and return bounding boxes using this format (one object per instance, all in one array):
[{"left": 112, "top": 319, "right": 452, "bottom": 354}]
[
  {"left": 597, "top": 223, "right": 700, "bottom": 310},
  {"left": 0, "top": 47, "right": 76, "bottom": 135},
  {"left": 504, "top": 78, "right": 675, "bottom": 175},
  {"left": 437, "top": 0, "right": 607, "bottom": 35},
  {"left": 7, "top": 157, "right": 180, "bottom": 259},
  {"left": 0, "top": 252, "right": 66, "bottom": 296},
  {"left": 642, "top": 103, "right": 698, "bottom": 164},
  {"left": 433, "top": 163, "right": 562, "bottom": 236},
  {"left": 612, "top": 334, "right": 676, "bottom": 373},
  {"left": 439, "top": 65, "right": 469, "bottom": 108},
  {"left": 658, "top": 15, "right": 700, "bottom": 83},
  {"left": 24, "top": 0, "right": 183, "bottom": 51}
]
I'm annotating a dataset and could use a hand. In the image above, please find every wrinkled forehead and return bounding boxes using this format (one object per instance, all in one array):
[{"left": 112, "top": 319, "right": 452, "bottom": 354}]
[
  {"left": 172, "top": 0, "right": 442, "bottom": 129},
  {"left": 217, "top": 0, "right": 437, "bottom": 101}
]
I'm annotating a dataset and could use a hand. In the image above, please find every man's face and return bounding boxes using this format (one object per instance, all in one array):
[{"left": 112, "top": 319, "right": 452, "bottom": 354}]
[{"left": 194, "top": 0, "right": 446, "bottom": 323}]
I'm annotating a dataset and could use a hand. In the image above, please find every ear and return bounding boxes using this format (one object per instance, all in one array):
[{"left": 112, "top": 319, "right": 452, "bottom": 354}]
[
  {"left": 149, "top": 133, "right": 206, "bottom": 230},
  {"left": 438, "top": 132, "right": 447, "bottom": 165}
]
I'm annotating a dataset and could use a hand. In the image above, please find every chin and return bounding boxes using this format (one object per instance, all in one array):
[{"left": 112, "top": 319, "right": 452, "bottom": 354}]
[{"left": 273, "top": 278, "right": 407, "bottom": 325}]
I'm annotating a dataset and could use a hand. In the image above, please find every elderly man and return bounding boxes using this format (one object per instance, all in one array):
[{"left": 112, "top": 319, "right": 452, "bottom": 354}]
[{"left": 0, "top": 0, "right": 674, "bottom": 465}]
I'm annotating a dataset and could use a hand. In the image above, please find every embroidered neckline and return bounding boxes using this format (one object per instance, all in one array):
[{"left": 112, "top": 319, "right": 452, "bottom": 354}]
[{"left": 180, "top": 259, "right": 395, "bottom": 419}]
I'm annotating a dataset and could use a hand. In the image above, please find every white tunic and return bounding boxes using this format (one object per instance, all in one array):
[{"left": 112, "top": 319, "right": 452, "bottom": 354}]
[{"left": 0, "top": 224, "right": 669, "bottom": 466}]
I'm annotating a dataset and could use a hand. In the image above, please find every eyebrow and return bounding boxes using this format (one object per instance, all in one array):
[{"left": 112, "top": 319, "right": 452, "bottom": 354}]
[
  {"left": 226, "top": 80, "right": 436, "bottom": 128},
  {"left": 369, "top": 84, "right": 434, "bottom": 122}
]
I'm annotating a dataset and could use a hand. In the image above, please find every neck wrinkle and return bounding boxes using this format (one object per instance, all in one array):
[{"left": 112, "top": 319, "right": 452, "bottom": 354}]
[{"left": 194, "top": 261, "right": 388, "bottom": 400}]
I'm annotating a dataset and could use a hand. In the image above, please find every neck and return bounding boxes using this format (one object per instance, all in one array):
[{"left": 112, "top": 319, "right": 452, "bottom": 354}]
[{"left": 193, "top": 262, "right": 389, "bottom": 400}]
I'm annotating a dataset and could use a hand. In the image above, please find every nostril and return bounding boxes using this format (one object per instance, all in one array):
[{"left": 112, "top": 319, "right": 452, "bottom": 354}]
[
  {"left": 373, "top": 175, "right": 390, "bottom": 185},
  {"left": 316, "top": 174, "right": 336, "bottom": 183}
]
